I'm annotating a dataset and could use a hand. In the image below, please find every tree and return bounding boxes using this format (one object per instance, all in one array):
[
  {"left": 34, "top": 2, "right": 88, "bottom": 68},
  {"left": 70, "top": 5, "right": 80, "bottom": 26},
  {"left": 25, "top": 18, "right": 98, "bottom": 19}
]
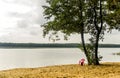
[
  {"left": 42, "top": 0, "right": 93, "bottom": 65},
  {"left": 42, "top": 0, "right": 120, "bottom": 65}
]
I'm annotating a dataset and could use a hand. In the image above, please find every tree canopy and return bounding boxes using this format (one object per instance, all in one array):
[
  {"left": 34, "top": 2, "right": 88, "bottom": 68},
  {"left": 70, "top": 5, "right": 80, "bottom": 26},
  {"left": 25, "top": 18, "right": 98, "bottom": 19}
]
[{"left": 42, "top": 0, "right": 120, "bottom": 36}]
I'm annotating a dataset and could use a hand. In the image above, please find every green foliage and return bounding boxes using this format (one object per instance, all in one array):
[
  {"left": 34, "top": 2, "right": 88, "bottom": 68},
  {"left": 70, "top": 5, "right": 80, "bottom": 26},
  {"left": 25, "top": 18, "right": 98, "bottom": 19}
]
[
  {"left": 42, "top": 0, "right": 86, "bottom": 39},
  {"left": 106, "top": 0, "right": 120, "bottom": 31},
  {"left": 80, "top": 44, "right": 94, "bottom": 64},
  {"left": 42, "top": 0, "right": 120, "bottom": 41},
  {"left": 80, "top": 43, "right": 103, "bottom": 64}
]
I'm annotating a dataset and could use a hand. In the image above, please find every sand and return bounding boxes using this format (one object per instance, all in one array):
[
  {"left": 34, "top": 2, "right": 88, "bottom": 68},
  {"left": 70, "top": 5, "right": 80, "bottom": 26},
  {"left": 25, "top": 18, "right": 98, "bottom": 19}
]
[{"left": 0, "top": 62, "right": 120, "bottom": 78}]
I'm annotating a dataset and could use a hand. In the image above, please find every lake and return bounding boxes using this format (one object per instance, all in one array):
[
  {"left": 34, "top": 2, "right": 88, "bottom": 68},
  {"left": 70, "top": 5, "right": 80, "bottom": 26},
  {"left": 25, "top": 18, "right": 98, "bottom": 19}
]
[{"left": 0, "top": 48, "right": 119, "bottom": 70}]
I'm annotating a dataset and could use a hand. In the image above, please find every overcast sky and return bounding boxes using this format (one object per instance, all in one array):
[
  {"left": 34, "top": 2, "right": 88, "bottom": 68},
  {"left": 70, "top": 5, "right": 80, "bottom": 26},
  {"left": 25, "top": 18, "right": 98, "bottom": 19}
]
[{"left": 0, "top": 0, "right": 120, "bottom": 44}]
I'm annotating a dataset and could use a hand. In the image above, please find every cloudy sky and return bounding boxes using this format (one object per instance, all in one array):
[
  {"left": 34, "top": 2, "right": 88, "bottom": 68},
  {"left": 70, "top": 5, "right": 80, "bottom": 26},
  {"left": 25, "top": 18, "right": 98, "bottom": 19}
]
[{"left": 0, "top": 0, "right": 120, "bottom": 44}]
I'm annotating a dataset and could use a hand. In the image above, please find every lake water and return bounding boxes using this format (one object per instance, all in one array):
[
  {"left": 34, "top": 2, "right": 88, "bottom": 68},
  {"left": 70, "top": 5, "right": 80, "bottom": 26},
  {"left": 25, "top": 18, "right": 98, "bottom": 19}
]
[{"left": 0, "top": 48, "right": 119, "bottom": 70}]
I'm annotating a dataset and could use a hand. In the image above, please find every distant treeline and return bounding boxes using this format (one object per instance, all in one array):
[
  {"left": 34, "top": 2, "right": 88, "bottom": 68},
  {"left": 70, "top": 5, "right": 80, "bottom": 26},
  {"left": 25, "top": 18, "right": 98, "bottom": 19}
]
[
  {"left": 0, "top": 43, "right": 120, "bottom": 48},
  {"left": 0, "top": 43, "right": 79, "bottom": 48}
]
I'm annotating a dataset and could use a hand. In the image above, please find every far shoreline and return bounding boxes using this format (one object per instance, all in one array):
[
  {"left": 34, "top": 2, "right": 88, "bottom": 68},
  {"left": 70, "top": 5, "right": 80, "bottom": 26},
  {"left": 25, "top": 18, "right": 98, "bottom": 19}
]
[{"left": 0, "top": 43, "right": 120, "bottom": 48}]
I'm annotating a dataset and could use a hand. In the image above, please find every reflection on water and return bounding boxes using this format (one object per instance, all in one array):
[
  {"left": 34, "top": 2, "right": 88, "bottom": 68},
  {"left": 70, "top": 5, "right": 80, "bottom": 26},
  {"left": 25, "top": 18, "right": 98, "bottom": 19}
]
[{"left": 0, "top": 48, "right": 119, "bottom": 70}]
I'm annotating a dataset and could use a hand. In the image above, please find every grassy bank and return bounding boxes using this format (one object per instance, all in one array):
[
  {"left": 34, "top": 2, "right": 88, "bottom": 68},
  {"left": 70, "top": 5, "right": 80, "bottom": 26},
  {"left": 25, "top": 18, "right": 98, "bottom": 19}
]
[{"left": 0, "top": 62, "right": 120, "bottom": 78}]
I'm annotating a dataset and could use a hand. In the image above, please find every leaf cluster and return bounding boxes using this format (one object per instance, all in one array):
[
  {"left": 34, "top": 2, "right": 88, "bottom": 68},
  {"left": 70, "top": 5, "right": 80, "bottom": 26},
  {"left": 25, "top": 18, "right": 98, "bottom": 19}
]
[{"left": 42, "top": 0, "right": 86, "bottom": 38}]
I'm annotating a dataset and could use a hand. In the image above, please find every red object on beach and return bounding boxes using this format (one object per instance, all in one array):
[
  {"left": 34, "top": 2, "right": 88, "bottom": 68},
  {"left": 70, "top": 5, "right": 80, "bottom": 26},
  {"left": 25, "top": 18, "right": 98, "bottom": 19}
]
[{"left": 79, "top": 58, "right": 85, "bottom": 66}]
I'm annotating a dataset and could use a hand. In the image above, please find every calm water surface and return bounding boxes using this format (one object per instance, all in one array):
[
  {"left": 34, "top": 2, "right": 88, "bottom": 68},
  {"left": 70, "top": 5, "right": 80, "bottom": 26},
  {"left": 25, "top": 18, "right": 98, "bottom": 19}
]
[{"left": 0, "top": 48, "right": 119, "bottom": 70}]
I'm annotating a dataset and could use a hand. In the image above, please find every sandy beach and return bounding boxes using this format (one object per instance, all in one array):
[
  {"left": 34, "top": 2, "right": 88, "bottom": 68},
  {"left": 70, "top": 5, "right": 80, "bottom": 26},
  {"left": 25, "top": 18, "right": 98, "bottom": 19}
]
[{"left": 0, "top": 62, "right": 120, "bottom": 78}]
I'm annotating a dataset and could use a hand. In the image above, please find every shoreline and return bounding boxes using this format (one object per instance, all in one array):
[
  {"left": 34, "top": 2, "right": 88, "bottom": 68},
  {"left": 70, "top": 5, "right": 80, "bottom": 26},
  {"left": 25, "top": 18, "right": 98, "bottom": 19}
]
[{"left": 0, "top": 62, "right": 120, "bottom": 78}]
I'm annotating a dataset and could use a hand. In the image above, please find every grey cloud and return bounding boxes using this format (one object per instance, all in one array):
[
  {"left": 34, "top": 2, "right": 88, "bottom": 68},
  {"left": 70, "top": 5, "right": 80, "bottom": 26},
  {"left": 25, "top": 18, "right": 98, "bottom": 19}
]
[
  {"left": 0, "top": 0, "right": 50, "bottom": 43},
  {"left": 28, "top": 26, "right": 43, "bottom": 36},
  {"left": 17, "top": 20, "right": 29, "bottom": 28},
  {"left": 15, "top": 11, "right": 46, "bottom": 29},
  {"left": 8, "top": 0, "right": 46, "bottom": 7},
  {"left": 9, "top": 12, "right": 26, "bottom": 18},
  {"left": 8, "top": 0, "right": 46, "bottom": 29},
  {"left": 30, "top": 31, "right": 38, "bottom": 36},
  {"left": 2, "top": 0, "right": 15, "bottom": 3}
]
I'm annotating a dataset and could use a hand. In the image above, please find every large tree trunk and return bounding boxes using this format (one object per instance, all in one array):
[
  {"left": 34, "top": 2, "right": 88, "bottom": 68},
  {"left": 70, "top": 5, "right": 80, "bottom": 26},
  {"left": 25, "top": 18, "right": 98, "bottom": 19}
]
[
  {"left": 93, "top": 0, "right": 103, "bottom": 65},
  {"left": 81, "top": 25, "right": 92, "bottom": 65},
  {"left": 79, "top": 0, "right": 92, "bottom": 65},
  {"left": 94, "top": 32, "right": 100, "bottom": 65}
]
